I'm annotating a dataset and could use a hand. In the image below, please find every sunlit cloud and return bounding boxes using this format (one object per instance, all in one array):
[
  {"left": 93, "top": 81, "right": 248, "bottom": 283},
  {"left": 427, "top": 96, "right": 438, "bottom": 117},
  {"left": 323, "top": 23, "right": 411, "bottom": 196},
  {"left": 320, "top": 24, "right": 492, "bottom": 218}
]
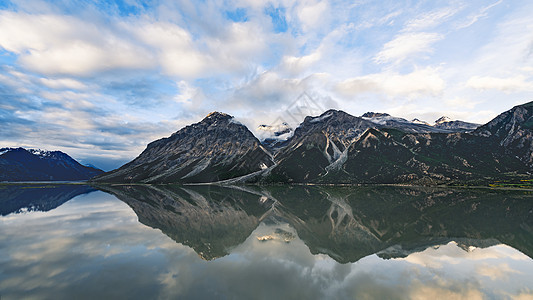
[
  {"left": 466, "top": 75, "right": 533, "bottom": 92},
  {"left": 336, "top": 67, "right": 445, "bottom": 97},
  {"left": 374, "top": 32, "right": 443, "bottom": 64}
]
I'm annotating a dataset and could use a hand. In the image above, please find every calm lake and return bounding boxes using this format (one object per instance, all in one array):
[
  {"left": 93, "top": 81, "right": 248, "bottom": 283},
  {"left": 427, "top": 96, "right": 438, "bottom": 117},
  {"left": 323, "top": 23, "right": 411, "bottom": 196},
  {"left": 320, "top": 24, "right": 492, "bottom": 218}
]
[{"left": 1, "top": 184, "right": 532, "bottom": 299}]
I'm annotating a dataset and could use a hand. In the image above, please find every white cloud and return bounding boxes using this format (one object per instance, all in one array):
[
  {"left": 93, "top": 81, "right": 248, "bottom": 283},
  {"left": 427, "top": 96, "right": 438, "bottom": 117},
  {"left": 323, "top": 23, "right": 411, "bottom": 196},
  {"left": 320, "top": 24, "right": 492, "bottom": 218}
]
[
  {"left": 409, "top": 285, "right": 484, "bottom": 300},
  {"left": 203, "top": 21, "right": 271, "bottom": 74},
  {"left": 0, "top": 12, "right": 153, "bottom": 76},
  {"left": 404, "top": 6, "right": 462, "bottom": 31},
  {"left": 2, "top": 0, "right": 533, "bottom": 168},
  {"left": 296, "top": 0, "right": 330, "bottom": 32},
  {"left": 39, "top": 78, "right": 88, "bottom": 90},
  {"left": 374, "top": 32, "right": 443, "bottom": 64},
  {"left": 456, "top": 0, "right": 504, "bottom": 29},
  {"left": 355, "top": 10, "right": 403, "bottom": 30},
  {"left": 336, "top": 67, "right": 445, "bottom": 97},
  {"left": 280, "top": 51, "right": 322, "bottom": 75},
  {"left": 466, "top": 75, "right": 533, "bottom": 92},
  {"left": 444, "top": 97, "right": 482, "bottom": 110},
  {"left": 233, "top": 71, "right": 330, "bottom": 108},
  {"left": 229, "top": 71, "right": 334, "bottom": 134},
  {"left": 512, "top": 292, "right": 533, "bottom": 300},
  {"left": 132, "top": 21, "right": 207, "bottom": 78},
  {"left": 462, "top": 10, "right": 533, "bottom": 78},
  {"left": 476, "top": 263, "right": 521, "bottom": 281},
  {"left": 0, "top": 10, "right": 274, "bottom": 79},
  {"left": 174, "top": 80, "right": 205, "bottom": 111}
]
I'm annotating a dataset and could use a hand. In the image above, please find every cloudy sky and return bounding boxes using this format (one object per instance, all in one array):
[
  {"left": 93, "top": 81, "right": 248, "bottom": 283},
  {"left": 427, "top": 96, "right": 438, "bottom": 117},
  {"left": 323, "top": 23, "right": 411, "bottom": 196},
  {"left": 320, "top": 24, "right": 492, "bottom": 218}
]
[{"left": 1, "top": 0, "right": 533, "bottom": 170}]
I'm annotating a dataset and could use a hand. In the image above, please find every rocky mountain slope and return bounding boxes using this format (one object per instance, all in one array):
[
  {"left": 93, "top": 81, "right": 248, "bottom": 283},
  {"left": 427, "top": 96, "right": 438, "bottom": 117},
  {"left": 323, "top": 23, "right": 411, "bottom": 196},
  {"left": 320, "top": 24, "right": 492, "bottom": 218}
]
[
  {"left": 266, "top": 126, "right": 527, "bottom": 184},
  {"left": 264, "top": 104, "right": 529, "bottom": 184},
  {"left": 94, "top": 112, "right": 275, "bottom": 183},
  {"left": 0, "top": 148, "right": 103, "bottom": 181},
  {"left": 94, "top": 101, "right": 533, "bottom": 185},
  {"left": 266, "top": 110, "right": 377, "bottom": 182},
  {"left": 474, "top": 101, "right": 533, "bottom": 167}
]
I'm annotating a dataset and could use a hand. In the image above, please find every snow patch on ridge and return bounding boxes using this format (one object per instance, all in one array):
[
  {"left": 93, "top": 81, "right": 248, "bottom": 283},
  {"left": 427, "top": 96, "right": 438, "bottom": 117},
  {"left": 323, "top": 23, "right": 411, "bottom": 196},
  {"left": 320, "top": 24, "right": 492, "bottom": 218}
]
[
  {"left": 411, "top": 118, "right": 430, "bottom": 125},
  {"left": 28, "top": 149, "right": 52, "bottom": 157},
  {"left": 363, "top": 115, "right": 411, "bottom": 126},
  {"left": 310, "top": 112, "right": 333, "bottom": 123},
  {"left": 435, "top": 116, "right": 452, "bottom": 124}
]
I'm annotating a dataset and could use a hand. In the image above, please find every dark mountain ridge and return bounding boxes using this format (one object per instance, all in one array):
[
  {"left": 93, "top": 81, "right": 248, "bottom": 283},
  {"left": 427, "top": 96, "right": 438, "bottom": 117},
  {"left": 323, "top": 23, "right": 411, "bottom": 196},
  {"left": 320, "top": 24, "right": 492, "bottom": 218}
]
[
  {"left": 93, "top": 101, "right": 533, "bottom": 185},
  {"left": 95, "top": 112, "right": 274, "bottom": 183},
  {"left": 474, "top": 101, "right": 533, "bottom": 167},
  {"left": 0, "top": 148, "right": 103, "bottom": 181}
]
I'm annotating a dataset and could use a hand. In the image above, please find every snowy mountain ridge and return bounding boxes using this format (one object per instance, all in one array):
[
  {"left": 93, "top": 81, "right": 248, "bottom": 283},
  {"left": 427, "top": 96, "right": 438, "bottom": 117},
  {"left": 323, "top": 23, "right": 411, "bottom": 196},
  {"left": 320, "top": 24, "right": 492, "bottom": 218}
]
[
  {"left": 93, "top": 101, "right": 533, "bottom": 185},
  {"left": 0, "top": 147, "right": 103, "bottom": 181},
  {"left": 360, "top": 112, "right": 480, "bottom": 133}
]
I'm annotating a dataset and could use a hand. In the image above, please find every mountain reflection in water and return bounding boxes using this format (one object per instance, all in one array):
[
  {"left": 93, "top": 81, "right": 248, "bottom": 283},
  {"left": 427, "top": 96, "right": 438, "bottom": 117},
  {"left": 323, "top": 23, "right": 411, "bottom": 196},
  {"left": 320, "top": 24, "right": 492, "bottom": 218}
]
[
  {"left": 0, "top": 184, "right": 532, "bottom": 299},
  {"left": 100, "top": 184, "right": 533, "bottom": 263},
  {"left": 0, "top": 184, "right": 95, "bottom": 215}
]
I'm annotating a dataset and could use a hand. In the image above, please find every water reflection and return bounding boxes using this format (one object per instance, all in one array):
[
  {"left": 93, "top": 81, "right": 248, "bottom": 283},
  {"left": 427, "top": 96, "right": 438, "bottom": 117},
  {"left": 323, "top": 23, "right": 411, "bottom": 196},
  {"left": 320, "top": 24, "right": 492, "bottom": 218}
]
[
  {"left": 0, "top": 184, "right": 95, "bottom": 215},
  {"left": 100, "top": 184, "right": 533, "bottom": 263},
  {"left": 0, "top": 184, "right": 532, "bottom": 299},
  {"left": 97, "top": 184, "right": 274, "bottom": 260}
]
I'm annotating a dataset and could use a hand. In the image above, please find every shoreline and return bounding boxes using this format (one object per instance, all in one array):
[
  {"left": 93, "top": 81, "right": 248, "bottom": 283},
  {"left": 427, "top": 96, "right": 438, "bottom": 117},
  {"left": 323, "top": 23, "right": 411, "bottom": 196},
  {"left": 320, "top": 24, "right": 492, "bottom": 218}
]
[{"left": 2, "top": 181, "right": 533, "bottom": 192}]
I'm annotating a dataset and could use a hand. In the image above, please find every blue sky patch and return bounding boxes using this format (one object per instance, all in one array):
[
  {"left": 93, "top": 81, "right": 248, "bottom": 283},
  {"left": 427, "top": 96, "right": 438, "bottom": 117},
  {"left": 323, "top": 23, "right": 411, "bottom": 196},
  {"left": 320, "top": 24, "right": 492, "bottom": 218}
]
[
  {"left": 265, "top": 5, "right": 288, "bottom": 33},
  {"left": 225, "top": 8, "right": 248, "bottom": 23}
]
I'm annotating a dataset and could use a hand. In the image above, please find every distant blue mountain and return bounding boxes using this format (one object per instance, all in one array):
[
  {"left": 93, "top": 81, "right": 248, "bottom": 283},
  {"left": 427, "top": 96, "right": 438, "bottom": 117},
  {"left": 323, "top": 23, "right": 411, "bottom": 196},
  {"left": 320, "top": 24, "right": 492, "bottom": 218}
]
[{"left": 0, "top": 148, "right": 103, "bottom": 181}]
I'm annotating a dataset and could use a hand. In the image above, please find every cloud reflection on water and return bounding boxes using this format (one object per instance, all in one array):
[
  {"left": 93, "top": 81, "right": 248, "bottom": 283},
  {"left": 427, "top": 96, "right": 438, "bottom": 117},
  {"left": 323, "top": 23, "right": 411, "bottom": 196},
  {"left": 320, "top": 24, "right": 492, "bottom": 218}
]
[{"left": 0, "top": 188, "right": 532, "bottom": 299}]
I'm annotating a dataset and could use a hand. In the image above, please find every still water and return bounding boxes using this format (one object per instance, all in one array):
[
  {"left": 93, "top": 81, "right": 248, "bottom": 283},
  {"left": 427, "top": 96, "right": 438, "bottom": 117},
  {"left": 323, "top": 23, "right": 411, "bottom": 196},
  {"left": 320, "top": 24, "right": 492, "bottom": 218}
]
[{"left": 0, "top": 184, "right": 532, "bottom": 299}]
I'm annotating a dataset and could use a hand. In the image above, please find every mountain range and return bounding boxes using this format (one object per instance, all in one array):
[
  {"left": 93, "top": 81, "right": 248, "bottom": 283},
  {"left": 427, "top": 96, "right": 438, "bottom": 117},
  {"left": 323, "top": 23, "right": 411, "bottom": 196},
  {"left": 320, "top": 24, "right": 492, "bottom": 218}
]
[
  {"left": 0, "top": 148, "right": 103, "bottom": 181},
  {"left": 94, "top": 101, "right": 533, "bottom": 185}
]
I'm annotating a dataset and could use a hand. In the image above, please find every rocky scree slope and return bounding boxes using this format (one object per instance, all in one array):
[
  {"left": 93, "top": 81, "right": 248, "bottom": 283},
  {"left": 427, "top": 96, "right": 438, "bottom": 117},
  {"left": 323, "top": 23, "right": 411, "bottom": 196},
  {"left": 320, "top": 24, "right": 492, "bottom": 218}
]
[{"left": 94, "top": 112, "right": 275, "bottom": 183}]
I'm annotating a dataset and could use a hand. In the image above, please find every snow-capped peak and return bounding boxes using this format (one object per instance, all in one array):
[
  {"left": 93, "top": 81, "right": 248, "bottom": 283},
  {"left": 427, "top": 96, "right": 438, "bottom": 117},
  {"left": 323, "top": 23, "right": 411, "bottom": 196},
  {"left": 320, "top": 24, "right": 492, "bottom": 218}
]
[
  {"left": 28, "top": 148, "right": 52, "bottom": 157},
  {"left": 362, "top": 113, "right": 410, "bottom": 126},
  {"left": 206, "top": 111, "right": 231, "bottom": 119},
  {"left": 411, "top": 118, "right": 430, "bottom": 126},
  {"left": 310, "top": 112, "right": 333, "bottom": 123},
  {"left": 435, "top": 116, "right": 452, "bottom": 124}
]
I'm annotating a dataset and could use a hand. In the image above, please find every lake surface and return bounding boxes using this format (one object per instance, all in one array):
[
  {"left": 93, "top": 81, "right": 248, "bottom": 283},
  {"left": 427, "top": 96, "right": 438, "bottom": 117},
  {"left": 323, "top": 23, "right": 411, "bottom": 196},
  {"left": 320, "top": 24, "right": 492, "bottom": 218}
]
[{"left": 1, "top": 184, "right": 532, "bottom": 299}]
